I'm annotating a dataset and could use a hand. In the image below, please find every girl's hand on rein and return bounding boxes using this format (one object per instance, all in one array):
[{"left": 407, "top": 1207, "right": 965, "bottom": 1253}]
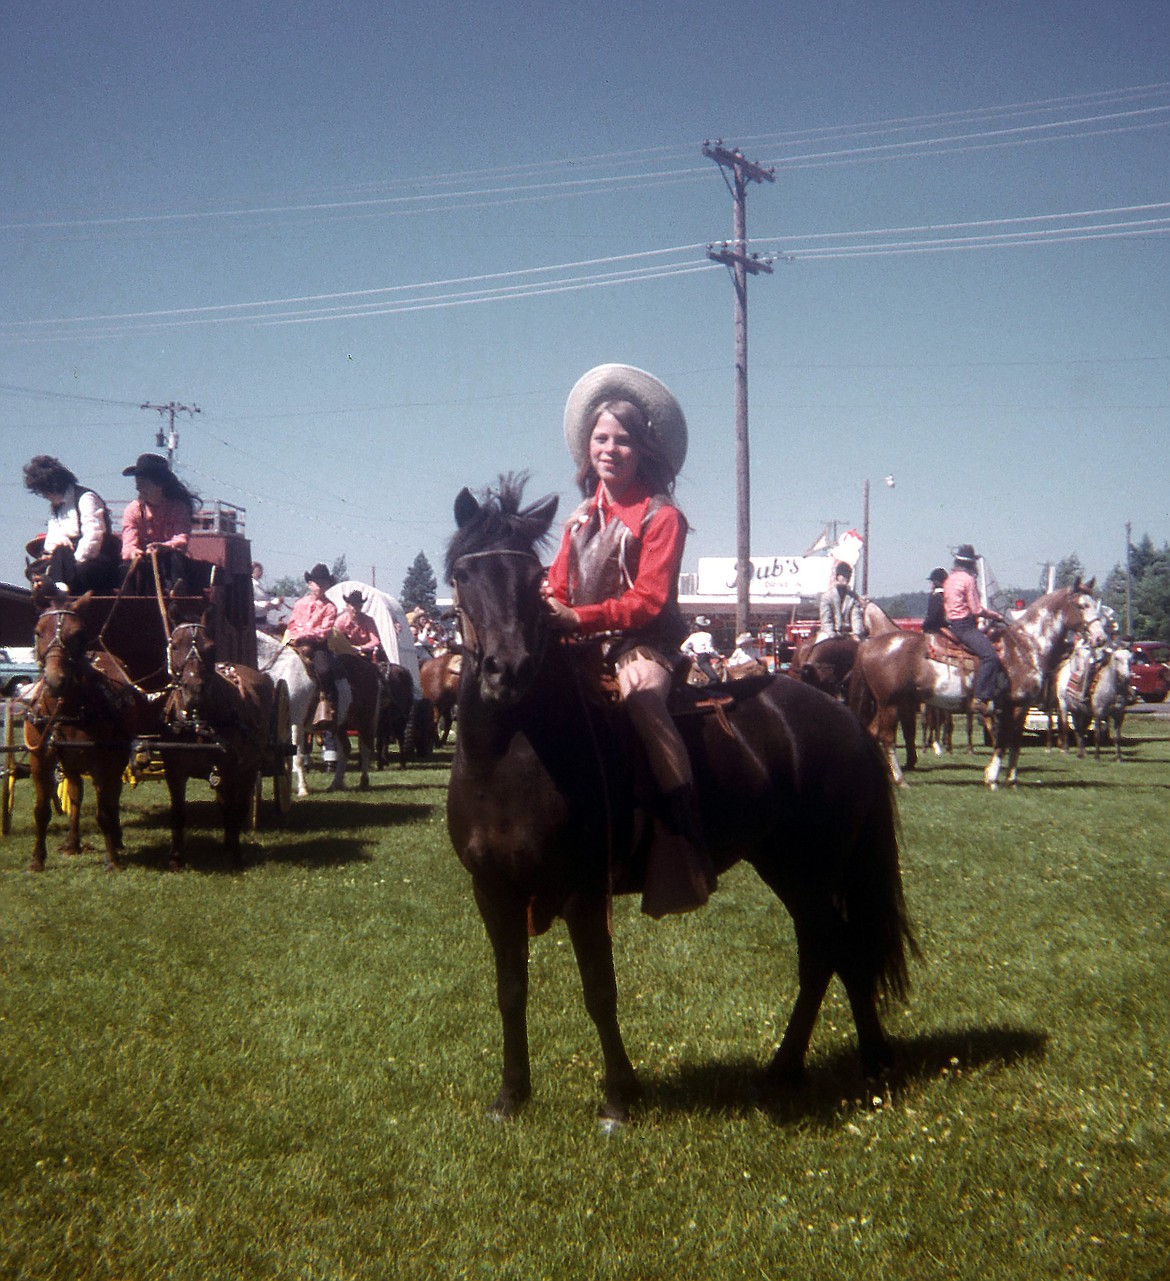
[{"left": 544, "top": 595, "right": 581, "bottom": 633}]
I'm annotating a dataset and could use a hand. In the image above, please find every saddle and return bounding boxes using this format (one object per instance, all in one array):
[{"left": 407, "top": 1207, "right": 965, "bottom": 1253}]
[{"left": 925, "top": 628, "right": 980, "bottom": 676}]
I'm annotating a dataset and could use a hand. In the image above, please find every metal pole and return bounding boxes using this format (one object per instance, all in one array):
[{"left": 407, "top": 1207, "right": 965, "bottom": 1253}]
[
  {"left": 861, "top": 478, "right": 871, "bottom": 596},
  {"left": 1125, "top": 521, "right": 1133, "bottom": 635},
  {"left": 731, "top": 167, "right": 752, "bottom": 637}
]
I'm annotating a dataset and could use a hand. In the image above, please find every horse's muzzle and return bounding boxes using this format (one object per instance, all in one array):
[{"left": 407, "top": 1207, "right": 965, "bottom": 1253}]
[{"left": 478, "top": 652, "right": 534, "bottom": 704}]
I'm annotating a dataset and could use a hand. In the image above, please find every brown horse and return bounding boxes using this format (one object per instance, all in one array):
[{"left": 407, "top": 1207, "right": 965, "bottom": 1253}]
[
  {"left": 444, "top": 478, "right": 916, "bottom": 1125},
  {"left": 851, "top": 581, "right": 1108, "bottom": 789},
  {"left": 164, "top": 618, "right": 274, "bottom": 868},
  {"left": 25, "top": 591, "right": 156, "bottom": 872},
  {"left": 316, "top": 652, "right": 381, "bottom": 790},
  {"left": 420, "top": 652, "right": 461, "bottom": 742}
]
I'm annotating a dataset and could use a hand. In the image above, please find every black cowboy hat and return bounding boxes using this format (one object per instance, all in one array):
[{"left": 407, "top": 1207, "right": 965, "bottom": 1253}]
[
  {"left": 304, "top": 563, "right": 335, "bottom": 587},
  {"left": 929, "top": 567, "right": 948, "bottom": 585},
  {"left": 342, "top": 589, "right": 366, "bottom": 608},
  {"left": 122, "top": 452, "right": 172, "bottom": 482},
  {"left": 953, "top": 544, "right": 978, "bottom": 567}
]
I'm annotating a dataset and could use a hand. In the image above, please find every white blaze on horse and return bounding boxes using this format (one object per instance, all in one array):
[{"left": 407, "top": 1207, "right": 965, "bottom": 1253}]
[
  {"left": 851, "top": 580, "right": 1108, "bottom": 789},
  {"left": 1056, "top": 639, "right": 1133, "bottom": 761}
]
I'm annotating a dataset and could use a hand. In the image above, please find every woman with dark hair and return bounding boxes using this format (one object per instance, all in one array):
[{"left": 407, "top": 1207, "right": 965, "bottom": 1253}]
[
  {"left": 543, "top": 364, "right": 715, "bottom": 917},
  {"left": 119, "top": 453, "right": 200, "bottom": 593},
  {"left": 22, "top": 454, "right": 120, "bottom": 593}
]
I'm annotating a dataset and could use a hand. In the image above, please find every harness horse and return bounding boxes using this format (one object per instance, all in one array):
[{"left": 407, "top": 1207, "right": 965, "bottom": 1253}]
[
  {"left": 25, "top": 591, "right": 156, "bottom": 872},
  {"left": 163, "top": 618, "right": 276, "bottom": 869},
  {"left": 444, "top": 478, "right": 916, "bottom": 1125},
  {"left": 851, "top": 581, "right": 1108, "bottom": 789}
]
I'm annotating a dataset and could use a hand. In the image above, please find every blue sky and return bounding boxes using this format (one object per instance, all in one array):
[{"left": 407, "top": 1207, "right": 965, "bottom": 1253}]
[{"left": 2, "top": 0, "right": 1167, "bottom": 600}]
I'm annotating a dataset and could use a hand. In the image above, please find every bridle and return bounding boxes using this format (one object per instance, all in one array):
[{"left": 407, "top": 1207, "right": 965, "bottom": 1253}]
[
  {"left": 168, "top": 621, "right": 209, "bottom": 681},
  {"left": 35, "top": 608, "right": 81, "bottom": 667},
  {"left": 450, "top": 548, "right": 548, "bottom": 675}
]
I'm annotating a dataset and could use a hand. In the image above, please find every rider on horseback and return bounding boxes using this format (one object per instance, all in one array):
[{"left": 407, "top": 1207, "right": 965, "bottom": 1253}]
[
  {"left": 816, "top": 561, "right": 866, "bottom": 641},
  {"left": 943, "top": 544, "right": 1005, "bottom": 716},
  {"left": 285, "top": 563, "right": 349, "bottom": 727},
  {"left": 543, "top": 364, "right": 716, "bottom": 917}
]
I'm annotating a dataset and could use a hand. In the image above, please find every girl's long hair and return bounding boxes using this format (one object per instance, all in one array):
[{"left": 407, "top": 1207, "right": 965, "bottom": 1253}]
[{"left": 575, "top": 399, "right": 677, "bottom": 499}]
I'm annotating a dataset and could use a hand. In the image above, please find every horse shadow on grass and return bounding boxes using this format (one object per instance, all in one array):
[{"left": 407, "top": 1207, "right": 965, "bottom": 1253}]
[{"left": 640, "top": 1024, "right": 1048, "bottom": 1126}]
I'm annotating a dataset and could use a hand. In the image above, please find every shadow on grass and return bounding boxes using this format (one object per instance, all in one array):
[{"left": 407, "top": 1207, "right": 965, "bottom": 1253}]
[{"left": 640, "top": 1024, "right": 1048, "bottom": 1125}]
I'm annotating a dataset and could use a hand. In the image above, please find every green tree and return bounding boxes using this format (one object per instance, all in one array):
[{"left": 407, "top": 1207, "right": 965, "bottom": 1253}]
[
  {"left": 271, "top": 574, "right": 301, "bottom": 599},
  {"left": 400, "top": 551, "right": 438, "bottom": 613},
  {"left": 1052, "top": 554, "right": 1086, "bottom": 589},
  {"left": 330, "top": 554, "right": 348, "bottom": 584}
]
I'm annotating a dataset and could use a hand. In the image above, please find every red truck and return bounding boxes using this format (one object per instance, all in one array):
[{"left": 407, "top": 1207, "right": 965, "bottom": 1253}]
[{"left": 1129, "top": 640, "right": 1170, "bottom": 703}]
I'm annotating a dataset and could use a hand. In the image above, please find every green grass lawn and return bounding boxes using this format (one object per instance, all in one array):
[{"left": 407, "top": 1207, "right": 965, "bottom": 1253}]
[{"left": 1, "top": 716, "right": 1167, "bottom": 1280}]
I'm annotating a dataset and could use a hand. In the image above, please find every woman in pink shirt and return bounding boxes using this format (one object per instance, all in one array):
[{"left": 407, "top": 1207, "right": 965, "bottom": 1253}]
[
  {"left": 119, "top": 453, "right": 198, "bottom": 594},
  {"left": 335, "top": 590, "right": 382, "bottom": 659},
  {"left": 544, "top": 363, "right": 714, "bottom": 917}
]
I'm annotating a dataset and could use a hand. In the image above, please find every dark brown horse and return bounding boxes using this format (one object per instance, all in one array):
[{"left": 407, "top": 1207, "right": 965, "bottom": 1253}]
[
  {"left": 851, "top": 581, "right": 1108, "bottom": 788},
  {"left": 164, "top": 617, "right": 274, "bottom": 868},
  {"left": 25, "top": 591, "right": 156, "bottom": 872},
  {"left": 444, "top": 478, "right": 916, "bottom": 1125}
]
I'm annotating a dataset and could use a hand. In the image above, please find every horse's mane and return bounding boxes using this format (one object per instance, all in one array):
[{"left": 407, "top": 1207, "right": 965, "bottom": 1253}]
[
  {"left": 445, "top": 472, "right": 556, "bottom": 580},
  {"left": 1017, "top": 579, "right": 1095, "bottom": 625}
]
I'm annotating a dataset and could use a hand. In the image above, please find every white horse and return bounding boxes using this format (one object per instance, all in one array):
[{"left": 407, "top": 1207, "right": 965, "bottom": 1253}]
[
  {"left": 255, "top": 631, "right": 354, "bottom": 796},
  {"left": 1057, "top": 640, "right": 1133, "bottom": 761}
]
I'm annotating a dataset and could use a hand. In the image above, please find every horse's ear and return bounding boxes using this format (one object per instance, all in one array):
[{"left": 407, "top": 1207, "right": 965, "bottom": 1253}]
[
  {"left": 520, "top": 493, "right": 559, "bottom": 540},
  {"left": 31, "top": 582, "right": 52, "bottom": 611},
  {"left": 1083, "top": 576, "right": 1095, "bottom": 593},
  {"left": 454, "top": 487, "right": 480, "bottom": 529},
  {"left": 72, "top": 591, "right": 96, "bottom": 620}
]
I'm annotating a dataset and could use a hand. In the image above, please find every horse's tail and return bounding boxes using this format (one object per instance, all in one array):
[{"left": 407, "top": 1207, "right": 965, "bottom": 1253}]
[{"left": 843, "top": 733, "right": 919, "bottom": 1003}]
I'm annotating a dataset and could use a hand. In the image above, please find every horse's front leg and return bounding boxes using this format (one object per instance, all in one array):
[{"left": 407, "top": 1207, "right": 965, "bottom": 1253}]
[
  {"left": 876, "top": 706, "right": 906, "bottom": 787},
  {"left": 220, "top": 774, "right": 247, "bottom": 869},
  {"left": 472, "top": 878, "right": 531, "bottom": 1119},
  {"left": 357, "top": 735, "right": 371, "bottom": 791},
  {"left": 327, "top": 732, "right": 347, "bottom": 792},
  {"left": 29, "top": 754, "right": 54, "bottom": 872},
  {"left": 164, "top": 766, "right": 188, "bottom": 870},
  {"left": 93, "top": 770, "right": 124, "bottom": 872},
  {"left": 291, "top": 724, "right": 309, "bottom": 798},
  {"left": 563, "top": 891, "right": 640, "bottom": 1126}
]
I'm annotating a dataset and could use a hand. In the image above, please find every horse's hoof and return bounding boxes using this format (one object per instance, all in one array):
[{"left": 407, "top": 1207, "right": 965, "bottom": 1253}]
[
  {"left": 27, "top": 861, "right": 45, "bottom": 874},
  {"left": 597, "top": 1114, "right": 627, "bottom": 1136},
  {"left": 327, "top": 779, "right": 346, "bottom": 793}
]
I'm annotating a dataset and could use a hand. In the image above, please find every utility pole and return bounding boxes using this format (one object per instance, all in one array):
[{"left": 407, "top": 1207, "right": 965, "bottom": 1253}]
[
  {"left": 1125, "top": 521, "right": 1133, "bottom": 636},
  {"left": 703, "top": 140, "right": 774, "bottom": 636},
  {"left": 141, "top": 401, "right": 200, "bottom": 467}
]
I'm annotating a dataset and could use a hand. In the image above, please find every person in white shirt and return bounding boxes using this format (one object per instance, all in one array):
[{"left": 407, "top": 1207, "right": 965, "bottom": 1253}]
[
  {"left": 23, "top": 455, "right": 120, "bottom": 594},
  {"left": 681, "top": 616, "right": 721, "bottom": 683}
]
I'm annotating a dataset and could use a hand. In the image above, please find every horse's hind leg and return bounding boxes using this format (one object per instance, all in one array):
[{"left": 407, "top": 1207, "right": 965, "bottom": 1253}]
[
  {"left": 472, "top": 879, "right": 532, "bottom": 1119},
  {"left": 563, "top": 893, "right": 640, "bottom": 1125},
  {"left": 765, "top": 917, "right": 832, "bottom": 1088},
  {"left": 60, "top": 773, "right": 84, "bottom": 856}
]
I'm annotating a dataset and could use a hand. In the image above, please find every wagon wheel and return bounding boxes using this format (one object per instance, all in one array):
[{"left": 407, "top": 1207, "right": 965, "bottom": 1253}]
[
  {"left": 1, "top": 705, "right": 14, "bottom": 835},
  {"left": 270, "top": 679, "right": 293, "bottom": 820}
]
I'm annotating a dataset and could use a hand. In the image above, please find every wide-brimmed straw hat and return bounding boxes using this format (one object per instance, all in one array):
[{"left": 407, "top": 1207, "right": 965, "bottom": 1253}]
[
  {"left": 735, "top": 632, "right": 754, "bottom": 646},
  {"left": 122, "top": 452, "right": 172, "bottom": 482},
  {"left": 563, "top": 364, "right": 687, "bottom": 479},
  {"left": 953, "top": 544, "right": 978, "bottom": 567},
  {"left": 304, "top": 563, "right": 334, "bottom": 587},
  {"left": 342, "top": 589, "right": 366, "bottom": 608}
]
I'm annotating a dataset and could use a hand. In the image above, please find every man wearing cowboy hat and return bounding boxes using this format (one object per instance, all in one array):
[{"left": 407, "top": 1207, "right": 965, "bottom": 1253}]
[
  {"left": 816, "top": 562, "right": 866, "bottom": 642},
  {"left": 336, "top": 589, "right": 382, "bottom": 660},
  {"left": 119, "top": 452, "right": 200, "bottom": 594},
  {"left": 681, "top": 615, "right": 721, "bottom": 684},
  {"left": 942, "top": 544, "right": 1005, "bottom": 713},
  {"left": 285, "top": 564, "right": 349, "bottom": 726},
  {"left": 544, "top": 363, "right": 715, "bottom": 918}
]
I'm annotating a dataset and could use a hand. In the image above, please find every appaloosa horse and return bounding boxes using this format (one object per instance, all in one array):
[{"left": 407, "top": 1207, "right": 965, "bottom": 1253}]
[
  {"left": 164, "top": 618, "right": 274, "bottom": 868},
  {"left": 851, "top": 581, "right": 1108, "bottom": 789},
  {"left": 445, "top": 478, "right": 916, "bottom": 1125},
  {"left": 25, "top": 590, "right": 156, "bottom": 872},
  {"left": 1057, "top": 639, "right": 1133, "bottom": 762}
]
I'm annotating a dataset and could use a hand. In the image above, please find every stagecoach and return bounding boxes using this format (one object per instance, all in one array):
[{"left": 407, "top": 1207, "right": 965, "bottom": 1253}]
[{"left": 3, "top": 503, "right": 294, "bottom": 841}]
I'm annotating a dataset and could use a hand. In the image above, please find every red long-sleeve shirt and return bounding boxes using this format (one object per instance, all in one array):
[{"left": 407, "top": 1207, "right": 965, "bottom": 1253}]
[{"left": 546, "top": 481, "right": 686, "bottom": 635}]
